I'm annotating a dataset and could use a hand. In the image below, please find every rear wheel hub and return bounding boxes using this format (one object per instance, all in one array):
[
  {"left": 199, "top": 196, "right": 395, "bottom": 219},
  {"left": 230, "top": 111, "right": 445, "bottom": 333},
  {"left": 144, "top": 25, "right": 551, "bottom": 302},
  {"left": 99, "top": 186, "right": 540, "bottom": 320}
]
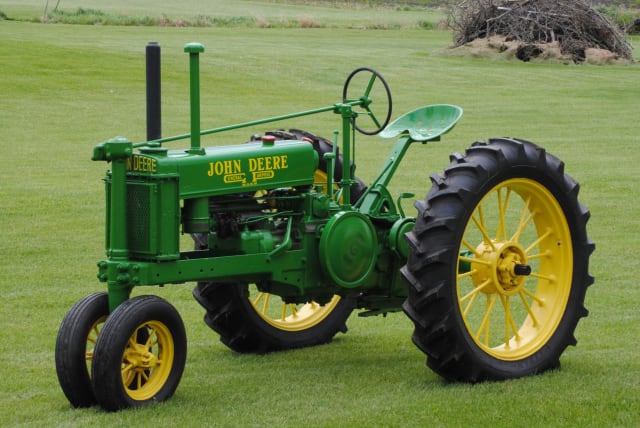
[{"left": 472, "top": 241, "right": 529, "bottom": 296}]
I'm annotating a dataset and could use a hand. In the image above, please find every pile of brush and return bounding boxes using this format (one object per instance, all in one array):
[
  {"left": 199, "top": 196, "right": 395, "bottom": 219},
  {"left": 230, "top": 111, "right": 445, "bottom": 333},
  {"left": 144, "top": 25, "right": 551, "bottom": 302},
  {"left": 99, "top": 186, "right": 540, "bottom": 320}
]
[{"left": 448, "top": 0, "right": 633, "bottom": 62}]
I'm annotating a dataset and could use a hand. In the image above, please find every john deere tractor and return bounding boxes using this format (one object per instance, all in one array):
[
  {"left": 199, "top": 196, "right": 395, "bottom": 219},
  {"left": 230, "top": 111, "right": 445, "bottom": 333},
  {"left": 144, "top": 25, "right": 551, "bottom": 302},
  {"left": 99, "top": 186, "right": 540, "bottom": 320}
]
[{"left": 55, "top": 43, "right": 594, "bottom": 411}]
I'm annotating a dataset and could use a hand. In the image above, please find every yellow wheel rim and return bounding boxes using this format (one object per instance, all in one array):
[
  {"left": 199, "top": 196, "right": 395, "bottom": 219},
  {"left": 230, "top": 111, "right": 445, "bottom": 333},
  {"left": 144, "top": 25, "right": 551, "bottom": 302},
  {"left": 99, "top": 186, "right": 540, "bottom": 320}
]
[
  {"left": 85, "top": 316, "right": 107, "bottom": 371},
  {"left": 121, "top": 321, "right": 175, "bottom": 401},
  {"left": 250, "top": 285, "right": 342, "bottom": 331},
  {"left": 457, "top": 178, "right": 573, "bottom": 360},
  {"left": 248, "top": 168, "right": 343, "bottom": 332}
]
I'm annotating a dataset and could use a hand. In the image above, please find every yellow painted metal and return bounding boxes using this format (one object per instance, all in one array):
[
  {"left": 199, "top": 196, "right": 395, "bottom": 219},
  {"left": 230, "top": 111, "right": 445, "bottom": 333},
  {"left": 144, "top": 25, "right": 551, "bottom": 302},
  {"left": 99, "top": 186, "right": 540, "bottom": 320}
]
[
  {"left": 251, "top": 287, "right": 343, "bottom": 331},
  {"left": 457, "top": 178, "right": 573, "bottom": 360},
  {"left": 121, "top": 321, "right": 175, "bottom": 401},
  {"left": 85, "top": 316, "right": 107, "bottom": 371}
]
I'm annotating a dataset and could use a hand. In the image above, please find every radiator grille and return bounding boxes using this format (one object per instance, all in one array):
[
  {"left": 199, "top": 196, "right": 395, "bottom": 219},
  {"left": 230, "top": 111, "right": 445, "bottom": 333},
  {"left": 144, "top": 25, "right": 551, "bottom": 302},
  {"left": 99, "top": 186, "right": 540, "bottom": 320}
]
[
  {"left": 127, "top": 183, "right": 152, "bottom": 253},
  {"left": 104, "top": 177, "right": 179, "bottom": 261}
]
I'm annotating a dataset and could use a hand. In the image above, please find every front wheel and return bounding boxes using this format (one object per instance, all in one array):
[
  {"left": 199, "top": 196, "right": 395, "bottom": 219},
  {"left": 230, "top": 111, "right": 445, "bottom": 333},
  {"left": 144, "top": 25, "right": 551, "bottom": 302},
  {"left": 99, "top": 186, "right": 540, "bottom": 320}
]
[
  {"left": 402, "top": 138, "right": 594, "bottom": 381},
  {"left": 91, "top": 295, "right": 186, "bottom": 411},
  {"left": 55, "top": 292, "right": 109, "bottom": 407}
]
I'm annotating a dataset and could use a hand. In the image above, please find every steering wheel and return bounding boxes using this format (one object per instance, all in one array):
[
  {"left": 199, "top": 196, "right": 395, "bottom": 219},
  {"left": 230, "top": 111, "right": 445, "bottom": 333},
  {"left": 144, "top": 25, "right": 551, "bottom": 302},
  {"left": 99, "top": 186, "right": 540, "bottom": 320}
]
[{"left": 342, "top": 67, "right": 392, "bottom": 136}]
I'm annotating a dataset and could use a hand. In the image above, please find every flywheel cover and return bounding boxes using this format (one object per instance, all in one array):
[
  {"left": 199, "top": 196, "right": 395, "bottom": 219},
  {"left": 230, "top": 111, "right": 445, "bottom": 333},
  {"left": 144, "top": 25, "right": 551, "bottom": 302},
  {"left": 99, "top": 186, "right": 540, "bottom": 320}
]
[{"left": 319, "top": 211, "right": 378, "bottom": 288}]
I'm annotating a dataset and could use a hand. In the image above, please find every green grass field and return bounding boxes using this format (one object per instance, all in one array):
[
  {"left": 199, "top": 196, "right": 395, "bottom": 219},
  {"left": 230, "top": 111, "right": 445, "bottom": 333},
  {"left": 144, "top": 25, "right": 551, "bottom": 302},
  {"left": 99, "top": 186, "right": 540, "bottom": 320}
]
[{"left": 1, "top": 1, "right": 639, "bottom": 426}]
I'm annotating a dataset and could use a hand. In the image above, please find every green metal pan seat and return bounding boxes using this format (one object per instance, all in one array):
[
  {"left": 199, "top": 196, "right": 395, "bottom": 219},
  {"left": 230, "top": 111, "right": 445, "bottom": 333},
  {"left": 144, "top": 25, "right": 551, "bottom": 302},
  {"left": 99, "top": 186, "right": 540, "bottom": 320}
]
[{"left": 379, "top": 104, "right": 463, "bottom": 142}]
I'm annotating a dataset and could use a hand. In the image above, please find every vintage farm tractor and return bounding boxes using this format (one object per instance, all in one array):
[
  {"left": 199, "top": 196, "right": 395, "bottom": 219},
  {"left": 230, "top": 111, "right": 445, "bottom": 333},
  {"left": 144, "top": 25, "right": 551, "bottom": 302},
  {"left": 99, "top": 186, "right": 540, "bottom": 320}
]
[{"left": 55, "top": 43, "right": 594, "bottom": 411}]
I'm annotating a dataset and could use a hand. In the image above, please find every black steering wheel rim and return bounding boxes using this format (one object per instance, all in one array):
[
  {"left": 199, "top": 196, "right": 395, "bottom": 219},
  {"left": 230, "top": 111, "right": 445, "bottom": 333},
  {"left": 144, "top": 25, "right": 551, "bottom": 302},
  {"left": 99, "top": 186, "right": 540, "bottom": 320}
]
[{"left": 342, "top": 67, "right": 392, "bottom": 136}]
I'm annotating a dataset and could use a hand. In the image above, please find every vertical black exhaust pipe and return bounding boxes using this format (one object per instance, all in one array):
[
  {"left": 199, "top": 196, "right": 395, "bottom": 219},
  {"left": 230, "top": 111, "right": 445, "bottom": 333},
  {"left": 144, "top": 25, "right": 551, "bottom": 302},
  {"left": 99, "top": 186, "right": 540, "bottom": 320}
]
[{"left": 146, "top": 42, "right": 161, "bottom": 141}]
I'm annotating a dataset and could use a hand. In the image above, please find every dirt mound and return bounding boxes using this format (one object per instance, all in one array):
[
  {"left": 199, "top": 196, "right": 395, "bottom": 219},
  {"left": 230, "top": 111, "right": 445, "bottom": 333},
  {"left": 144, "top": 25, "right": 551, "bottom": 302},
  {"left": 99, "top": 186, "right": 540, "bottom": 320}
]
[{"left": 445, "top": 35, "right": 633, "bottom": 64}]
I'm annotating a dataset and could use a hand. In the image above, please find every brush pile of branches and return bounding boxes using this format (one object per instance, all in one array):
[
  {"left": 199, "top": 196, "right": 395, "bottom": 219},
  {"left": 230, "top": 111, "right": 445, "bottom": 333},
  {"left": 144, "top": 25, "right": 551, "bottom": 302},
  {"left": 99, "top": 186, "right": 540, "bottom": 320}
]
[{"left": 449, "top": 0, "right": 633, "bottom": 62}]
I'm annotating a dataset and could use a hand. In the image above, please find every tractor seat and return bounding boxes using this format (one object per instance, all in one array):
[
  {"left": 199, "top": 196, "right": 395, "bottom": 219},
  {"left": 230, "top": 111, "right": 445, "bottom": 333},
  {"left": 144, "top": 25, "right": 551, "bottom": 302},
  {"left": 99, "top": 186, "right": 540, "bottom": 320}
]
[{"left": 379, "top": 104, "right": 463, "bottom": 142}]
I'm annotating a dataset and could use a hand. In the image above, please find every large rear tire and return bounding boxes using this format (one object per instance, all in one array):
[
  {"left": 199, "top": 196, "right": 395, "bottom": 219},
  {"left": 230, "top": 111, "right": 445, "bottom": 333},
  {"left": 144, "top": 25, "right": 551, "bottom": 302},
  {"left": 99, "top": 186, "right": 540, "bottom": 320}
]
[
  {"left": 193, "top": 129, "right": 361, "bottom": 353},
  {"left": 401, "top": 138, "right": 594, "bottom": 381},
  {"left": 193, "top": 282, "right": 355, "bottom": 353}
]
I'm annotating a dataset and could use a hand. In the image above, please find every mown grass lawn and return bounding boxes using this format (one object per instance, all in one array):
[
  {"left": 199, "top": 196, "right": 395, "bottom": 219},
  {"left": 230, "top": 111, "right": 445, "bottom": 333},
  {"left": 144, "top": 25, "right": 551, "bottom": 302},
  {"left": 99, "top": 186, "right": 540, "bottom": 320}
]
[{"left": 0, "top": 1, "right": 639, "bottom": 426}]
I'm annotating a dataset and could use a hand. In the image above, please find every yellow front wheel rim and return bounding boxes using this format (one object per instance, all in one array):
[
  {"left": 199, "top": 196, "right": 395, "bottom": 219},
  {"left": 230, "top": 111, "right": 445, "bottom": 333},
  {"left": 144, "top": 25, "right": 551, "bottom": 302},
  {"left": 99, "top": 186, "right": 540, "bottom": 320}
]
[
  {"left": 85, "top": 315, "right": 107, "bottom": 370},
  {"left": 458, "top": 178, "right": 573, "bottom": 360},
  {"left": 122, "top": 321, "right": 175, "bottom": 401}
]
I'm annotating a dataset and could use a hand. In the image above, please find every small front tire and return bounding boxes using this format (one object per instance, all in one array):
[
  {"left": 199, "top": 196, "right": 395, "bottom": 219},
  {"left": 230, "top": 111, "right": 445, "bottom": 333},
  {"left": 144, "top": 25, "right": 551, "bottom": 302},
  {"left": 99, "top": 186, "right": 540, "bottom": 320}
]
[
  {"left": 91, "top": 295, "right": 186, "bottom": 411},
  {"left": 55, "top": 291, "right": 109, "bottom": 408}
]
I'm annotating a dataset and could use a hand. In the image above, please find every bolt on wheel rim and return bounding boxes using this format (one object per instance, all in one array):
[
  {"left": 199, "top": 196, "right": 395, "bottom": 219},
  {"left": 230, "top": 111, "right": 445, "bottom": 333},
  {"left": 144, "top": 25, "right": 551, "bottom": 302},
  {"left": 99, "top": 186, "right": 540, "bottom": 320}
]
[{"left": 457, "top": 178, "right": 573, "bottom": 360}]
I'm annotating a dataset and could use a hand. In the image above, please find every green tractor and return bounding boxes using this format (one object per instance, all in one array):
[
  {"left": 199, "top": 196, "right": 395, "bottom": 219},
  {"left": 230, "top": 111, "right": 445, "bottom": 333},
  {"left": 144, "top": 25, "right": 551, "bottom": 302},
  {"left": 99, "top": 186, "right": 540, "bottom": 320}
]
[{"left": 55, "top": 43, "right": 594, "bottom": 411}]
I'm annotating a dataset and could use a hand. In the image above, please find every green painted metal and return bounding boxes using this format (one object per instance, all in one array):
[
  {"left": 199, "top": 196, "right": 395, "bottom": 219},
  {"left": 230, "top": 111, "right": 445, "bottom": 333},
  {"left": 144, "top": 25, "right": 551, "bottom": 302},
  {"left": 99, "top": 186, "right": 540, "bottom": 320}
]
[
  {"left": 319, "top": 211, "right": 378, "bottom": 288},
  {"left": 127, "top": 140, "right": 319, "bottom": 199},
  {"left": 91, "top": 42, "right": 463, "bottom": 313},
  {"left": 184, "top": 42, "right": 205, "bottom": 154},
  {"left": 379, "top": 104, "right": 463, "bottom": 142}
]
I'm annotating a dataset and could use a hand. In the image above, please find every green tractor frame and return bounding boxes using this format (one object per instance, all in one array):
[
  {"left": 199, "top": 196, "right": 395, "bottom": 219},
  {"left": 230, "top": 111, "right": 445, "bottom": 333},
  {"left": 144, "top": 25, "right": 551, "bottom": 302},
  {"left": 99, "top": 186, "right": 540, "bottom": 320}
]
[{"left": 55, "top": 42, "right": 594, "bottom": 411}]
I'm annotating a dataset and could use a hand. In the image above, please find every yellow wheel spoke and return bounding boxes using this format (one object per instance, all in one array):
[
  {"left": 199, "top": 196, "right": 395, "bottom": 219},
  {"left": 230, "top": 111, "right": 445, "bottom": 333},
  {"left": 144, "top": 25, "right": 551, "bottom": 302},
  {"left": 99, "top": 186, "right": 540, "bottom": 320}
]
[
  {"left": 280, "top": 303, "right": 295, "bottom": 321},
  {"left": 530, "top": 272, "right": 555, "bottom": 284},
  {"left": 525, "top": 228, "right": 552, "bottom": 254},
  {"left": 510, "top": 196, "right": 534, "bottom": 242},
  {"left": 496, "top": 187, "right": 511, "bottom": 241},
  {"left": 148, "top": 333, "right": 158, "bottom": 349},
  {"left": 460, "top": 278, "right": 491, "bottom": 303},
  {"left": 289, "top": 304, "right": 298, "bottom": 319},
  {"left": 127, "top": 330, "right": 139, "bottom": 348},
  {"left": 252, "top": 292, "right": 264, "bottom": 307},
  {"left": 472, "top": 210, "right": 496, "bottom": 250},
  {"left": 477, "top": 203, "right": 486, "bottom": 234},
  {"left": 500, "top": 295, "right": 521, "bottom": 347},
  {"left": 122, "top": 362, "right": 134, "bottom": 377},
  {"left": 526, "top": 250, "right": 550, "bottom": 260},
  {"left": 521, "top": 287, "right": 545, "bottom": 306},
  {"left": 462, "top": 292, "right": 479, "bottom": 318},
  {"left": 459, "top": 256, "right": 491, "bottom": 266},
  {"left": 458, "top": 269, "right": 477, "bottom": 280},
  {"left": 262, "top": 294, "right": 271, "bottom": 315},
  {"left": 518, "top": 289, "right": 539, "bottom": 327},
  {"left": 89, "top": 325, "right": 100, "bottom": 343},
  {"left": 475, "top": 294, "right": 497, "bottom": 346},
  {"left": 462, "top": 239, "right": 482, "bottom": 256}
]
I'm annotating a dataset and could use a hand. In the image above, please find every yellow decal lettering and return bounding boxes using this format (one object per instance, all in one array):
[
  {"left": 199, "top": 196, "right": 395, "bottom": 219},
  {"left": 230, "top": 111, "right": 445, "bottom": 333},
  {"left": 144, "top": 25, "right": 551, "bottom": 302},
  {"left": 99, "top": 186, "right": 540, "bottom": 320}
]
[
  {"left": 126, "top": 155, "right": 156, "bottom": 173},
  {"left": 210, "top": 155, "right": 288, "bottom": 185},
  {"left": 208, "top": 160, "right": 242, "bottom": 177}
]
